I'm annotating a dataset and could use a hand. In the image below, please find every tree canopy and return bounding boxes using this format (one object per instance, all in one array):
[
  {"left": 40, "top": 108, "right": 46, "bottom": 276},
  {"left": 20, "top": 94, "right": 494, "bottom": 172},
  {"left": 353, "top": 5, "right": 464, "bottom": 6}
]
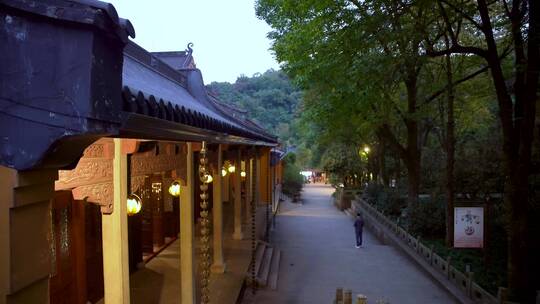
[{"left": 256, "top": 0, "right": 539, "bottom": 301}]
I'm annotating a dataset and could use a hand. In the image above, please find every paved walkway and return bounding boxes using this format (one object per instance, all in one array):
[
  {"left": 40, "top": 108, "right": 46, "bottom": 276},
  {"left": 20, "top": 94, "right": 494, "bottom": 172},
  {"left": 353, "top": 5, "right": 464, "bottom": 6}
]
[{"left": 249, "top": 183, "right": 456, "bottom": 304}]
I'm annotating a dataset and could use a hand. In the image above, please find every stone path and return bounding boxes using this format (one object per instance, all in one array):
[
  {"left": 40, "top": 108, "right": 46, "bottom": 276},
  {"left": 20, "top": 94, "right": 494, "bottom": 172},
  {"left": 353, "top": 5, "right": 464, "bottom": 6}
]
[{"left": 248, "top": 183, "right": 456, "bottom": 304}]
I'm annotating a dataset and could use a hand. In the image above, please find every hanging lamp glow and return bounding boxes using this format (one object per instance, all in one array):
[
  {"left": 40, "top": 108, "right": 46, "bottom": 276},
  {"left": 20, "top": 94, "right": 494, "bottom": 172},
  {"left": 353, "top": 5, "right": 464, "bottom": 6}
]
[
  {"left": 240, "top": 171, "right": 246, "bottom": 178},
  {"left": 221, "top": 168, "right": 227, "bottom": 177},
  {"left": 168, "top": 180, "right": 181, "bottom": 197},
  {"left": 126, "top": 193, "right": 142, "bottom": 216}
]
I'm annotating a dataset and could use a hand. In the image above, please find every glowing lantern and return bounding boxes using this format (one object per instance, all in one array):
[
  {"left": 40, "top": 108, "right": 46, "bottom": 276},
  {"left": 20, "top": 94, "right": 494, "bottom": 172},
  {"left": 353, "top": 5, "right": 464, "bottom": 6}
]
[
  {"left": 168, "top": 181, "right": 181, "bottom": 197},
  {"left": 228, "top": 164, "right": 236, "bottom": 173},
  {"left": 240, "top": 171, "right": 246, "bottom": 178},
  {"left": 221, "top": 168, "right": 227, "bottom": 177},
  {"left": 127, "top": 194, "right": 142, "bottom": 216}
]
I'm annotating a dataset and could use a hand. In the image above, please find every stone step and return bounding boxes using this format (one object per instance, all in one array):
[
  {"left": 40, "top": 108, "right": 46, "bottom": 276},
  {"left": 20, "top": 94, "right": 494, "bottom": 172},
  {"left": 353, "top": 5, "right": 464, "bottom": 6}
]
[
  {"left": 257, "top": 247, "right": 274, "bottom": 286},
  {"left": 252, "top": 242, "right": 266, "bottom": 278},
  {"left": 268, "top": 249, "right": 281, "bottom": 290}
]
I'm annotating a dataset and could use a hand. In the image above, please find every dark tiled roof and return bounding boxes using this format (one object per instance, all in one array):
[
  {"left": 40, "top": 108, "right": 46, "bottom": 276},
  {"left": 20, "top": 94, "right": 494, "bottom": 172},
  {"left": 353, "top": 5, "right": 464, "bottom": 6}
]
[
  {"left": 2, "top": 0, "right": 135, "bottom": 43},
  {"left": 121, "top": 42, "right": 277, "bottom": 145},
  {"left": 152, "top": 51, "right": 194, "bottom": 70}
]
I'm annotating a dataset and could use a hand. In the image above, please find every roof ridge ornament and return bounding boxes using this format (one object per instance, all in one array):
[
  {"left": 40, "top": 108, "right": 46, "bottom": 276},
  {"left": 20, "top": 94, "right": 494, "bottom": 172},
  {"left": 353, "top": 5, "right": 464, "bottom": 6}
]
[
  {"left": 183, "top": 42, "right": 195, "bottom": 68},
  {"left": 186, "top": 42, "right": 194, "bottom": 56}
]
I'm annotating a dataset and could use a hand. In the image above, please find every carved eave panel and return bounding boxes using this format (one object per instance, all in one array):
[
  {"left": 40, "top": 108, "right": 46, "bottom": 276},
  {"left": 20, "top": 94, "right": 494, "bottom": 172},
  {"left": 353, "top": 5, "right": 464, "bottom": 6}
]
[{"left": 72, "top": 182, "right": 113, "bottom": 214}]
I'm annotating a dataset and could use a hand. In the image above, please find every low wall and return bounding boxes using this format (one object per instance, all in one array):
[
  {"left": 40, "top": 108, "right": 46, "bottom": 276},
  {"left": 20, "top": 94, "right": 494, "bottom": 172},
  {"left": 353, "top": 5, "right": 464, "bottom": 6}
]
[{"left": 352, "top": 198, "right": 505, "bottom": 304}]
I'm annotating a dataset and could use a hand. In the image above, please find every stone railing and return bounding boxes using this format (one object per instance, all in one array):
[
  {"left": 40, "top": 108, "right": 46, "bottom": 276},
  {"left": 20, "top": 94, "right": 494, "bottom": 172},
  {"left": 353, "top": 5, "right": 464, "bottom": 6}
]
[
  {"left": 353, "top": 198, "right": 504, "bottom": 304},
  {"left": 334, "top": 187, "right": 362, "bottom": 211}
]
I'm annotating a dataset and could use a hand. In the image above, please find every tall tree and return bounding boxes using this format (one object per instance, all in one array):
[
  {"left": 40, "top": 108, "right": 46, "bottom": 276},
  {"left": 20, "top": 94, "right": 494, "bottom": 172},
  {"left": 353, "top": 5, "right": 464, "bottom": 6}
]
[
  {"left": 257, "top": 0, "right": 435, "bottom": 208},
  {"left": 426, "top": 0, "right": 539, "bottom": 300}
]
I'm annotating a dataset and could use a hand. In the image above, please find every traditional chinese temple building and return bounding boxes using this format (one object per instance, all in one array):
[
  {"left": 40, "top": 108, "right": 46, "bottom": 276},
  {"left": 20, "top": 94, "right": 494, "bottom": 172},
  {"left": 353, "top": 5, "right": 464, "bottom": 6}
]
[{"left": 0, "top": 1, "right": 284, "bottom": 303}]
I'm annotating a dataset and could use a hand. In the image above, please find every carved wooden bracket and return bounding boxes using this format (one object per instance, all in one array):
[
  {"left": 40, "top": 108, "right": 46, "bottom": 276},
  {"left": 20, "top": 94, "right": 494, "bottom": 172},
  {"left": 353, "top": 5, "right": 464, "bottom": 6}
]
[{"left": 72, "top": 182, "right": 113, "bottom": 214}]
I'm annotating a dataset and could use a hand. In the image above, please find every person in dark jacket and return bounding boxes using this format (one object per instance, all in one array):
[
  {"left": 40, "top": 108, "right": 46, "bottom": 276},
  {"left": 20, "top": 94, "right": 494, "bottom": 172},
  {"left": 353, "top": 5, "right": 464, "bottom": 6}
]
[{"left": 354, "top": 213, "right": 364, "bottom": 248}]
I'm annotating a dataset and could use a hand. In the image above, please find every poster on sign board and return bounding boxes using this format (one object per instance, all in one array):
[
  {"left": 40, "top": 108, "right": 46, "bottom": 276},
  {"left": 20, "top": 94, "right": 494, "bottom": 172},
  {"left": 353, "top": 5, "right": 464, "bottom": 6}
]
[{"left": 454, "top": 207, "right": 484, "bottom": 248}]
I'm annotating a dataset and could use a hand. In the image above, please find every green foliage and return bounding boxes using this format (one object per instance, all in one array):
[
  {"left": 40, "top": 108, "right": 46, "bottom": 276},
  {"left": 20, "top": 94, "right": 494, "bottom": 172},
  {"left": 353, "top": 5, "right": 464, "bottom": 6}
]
[
  {"left": 320, "top": 143, "right": 366, "bottom": 186},
  {"left": 207, "top": 70, "right": 301, "bottom": 146},
  {"left": 407, "top": 197, "right": 446, "bottom": 239},
  {"left": 282, "top": 153, "right": 304, "bottom": 195}
]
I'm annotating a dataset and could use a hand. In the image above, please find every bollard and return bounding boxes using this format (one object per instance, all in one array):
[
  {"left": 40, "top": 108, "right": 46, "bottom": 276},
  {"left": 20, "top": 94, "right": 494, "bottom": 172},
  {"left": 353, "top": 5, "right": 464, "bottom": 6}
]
[
  {"left": 336, "top": 288, "right": 343, "bottom": 303},
  {"left": 356, "top": 294, "right": 367, "bottom": 304},
  {"left": 429, "top": 244, "right": 435, "bottom": 265},
  {"left": 344, "top": 289, "right": 352, "bottom": 304}
]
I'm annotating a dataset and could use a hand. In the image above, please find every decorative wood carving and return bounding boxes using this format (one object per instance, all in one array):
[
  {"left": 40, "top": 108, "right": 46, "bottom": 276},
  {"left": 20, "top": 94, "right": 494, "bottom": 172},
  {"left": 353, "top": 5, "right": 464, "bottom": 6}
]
[
  {"left": 131, "top": 175, "right": 146, "bottom": 193},
  {"left": 55, "top": 139, "right": 188, "bottom": 215},
  {"left": 56, "top": 158, "right": 113, "bottom": 190},
  {"left": 72, "top": 182, "right": 113, "bottom": 214},
  {"left": 162, "top": 177, "right": 174, "bottom": 212},
  {"left": 131, "top": 154, "right": 185, "bottom": 177}
]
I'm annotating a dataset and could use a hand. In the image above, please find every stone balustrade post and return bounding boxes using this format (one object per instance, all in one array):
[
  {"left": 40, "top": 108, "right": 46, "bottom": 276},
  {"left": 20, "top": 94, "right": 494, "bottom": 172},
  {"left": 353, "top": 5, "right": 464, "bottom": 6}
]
[
  {"left": 446, "top": 256, "right": 452, "bottom": 279},
  {"left": 467, "top": 272, "right": 474, "bottom": 297},
  {"left": 429, "top": 245, "right": 435, "bottom": 265},
  {"left": 497, "top": 287, "right": 508, "bottom": 304}
]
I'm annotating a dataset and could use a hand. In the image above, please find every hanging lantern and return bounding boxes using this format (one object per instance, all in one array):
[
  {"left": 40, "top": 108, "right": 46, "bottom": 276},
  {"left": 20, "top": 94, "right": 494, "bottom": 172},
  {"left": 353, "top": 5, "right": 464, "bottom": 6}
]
[
  {"left": 168, "top": 180, "right": 181, "bottom": 197},
  {"left": 221, "top": 168, "right": 227, "bottom": 177},
  {"left": 240, "top": 171, "right": 246, "bottom": 178},
  {"left": 126, "top": 193, "right": 142, "bottom": 216},
  {"left": 228, "top": 163, "right": 236, "bottom": 173}
]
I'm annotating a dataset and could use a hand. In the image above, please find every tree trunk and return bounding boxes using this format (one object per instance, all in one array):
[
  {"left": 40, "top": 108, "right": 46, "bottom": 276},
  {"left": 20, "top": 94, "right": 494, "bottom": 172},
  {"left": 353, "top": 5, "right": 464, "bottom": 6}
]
[
  {"left": 405, "top": 73, "right": 421, "bottom": 209},
  {"left": 505, "top": 170, "right": 533, "bottom": 302},
  {"left": 405, "top": 152, "right": 420, "bottom": 208},
  {"left": 475, "top": 0, "right": 539, "bottom": 300},
  {"left": 444, "top": 49, "right": 455, "bottom": 248},
  {"left": 378, "top": 141, "right": 389, "bottom": 186}
]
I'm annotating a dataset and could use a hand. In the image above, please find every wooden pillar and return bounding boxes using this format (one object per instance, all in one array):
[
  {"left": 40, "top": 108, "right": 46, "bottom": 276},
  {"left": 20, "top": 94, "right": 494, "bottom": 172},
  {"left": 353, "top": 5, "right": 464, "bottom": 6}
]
[
  {"left": 244, "top": 156, "right": 252, "bottom": 222},
  {"left": 255, "top": 152, "right": 261, "bottom": 207},
  {"left": 222, "top": 168, "right": 230, "bottom": 203},
  {"left": 101, "top": 138, "right": 130, "bottom": 304},
  {"left": 0, "top": 167, "right": 57, "bottom": 304},
  {"left": 233, "top": 149, "right": 244, "bottom": 240},
  {"left": 211, "top": 145, "right": 226, "bottom": 273},
  {"left": 180, "top": 142, "right": 196, "bottom": 304}
]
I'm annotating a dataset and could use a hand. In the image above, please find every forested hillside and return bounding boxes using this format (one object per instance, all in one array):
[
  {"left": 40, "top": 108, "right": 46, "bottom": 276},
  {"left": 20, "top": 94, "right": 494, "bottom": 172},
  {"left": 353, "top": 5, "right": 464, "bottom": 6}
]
[{"left": 206, "top": 70, "right": 301, "bottom": 146}]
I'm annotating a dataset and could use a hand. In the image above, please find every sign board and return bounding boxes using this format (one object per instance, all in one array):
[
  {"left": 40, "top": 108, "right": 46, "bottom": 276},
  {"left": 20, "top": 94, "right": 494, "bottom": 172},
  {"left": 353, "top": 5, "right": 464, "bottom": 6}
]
[{"left": 454, "top": 207, "right": 484, "bottom": 248}]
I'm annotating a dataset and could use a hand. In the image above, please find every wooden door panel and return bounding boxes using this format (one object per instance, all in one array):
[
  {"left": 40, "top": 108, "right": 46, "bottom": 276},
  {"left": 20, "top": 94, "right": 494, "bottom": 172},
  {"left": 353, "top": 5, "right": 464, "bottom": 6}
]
[{"left": 50, "top": 191, "right": 76, "bottom": 304}]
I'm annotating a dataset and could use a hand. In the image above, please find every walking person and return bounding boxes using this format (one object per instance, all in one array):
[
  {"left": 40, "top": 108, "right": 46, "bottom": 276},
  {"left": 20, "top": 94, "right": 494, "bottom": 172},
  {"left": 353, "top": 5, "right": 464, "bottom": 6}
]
[{"left": 354, "top": 213, "right": 364, "bottom": 248}]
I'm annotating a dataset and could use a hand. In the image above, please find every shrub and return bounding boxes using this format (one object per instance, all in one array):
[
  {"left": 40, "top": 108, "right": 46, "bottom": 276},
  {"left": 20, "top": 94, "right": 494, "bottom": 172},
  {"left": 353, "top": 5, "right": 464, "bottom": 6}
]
[
  {"left": 282, "top": 154, "right": 304, "bottom": 196},
  {"left": 407, "top": 196, "right": 446, "bottom": 239}
]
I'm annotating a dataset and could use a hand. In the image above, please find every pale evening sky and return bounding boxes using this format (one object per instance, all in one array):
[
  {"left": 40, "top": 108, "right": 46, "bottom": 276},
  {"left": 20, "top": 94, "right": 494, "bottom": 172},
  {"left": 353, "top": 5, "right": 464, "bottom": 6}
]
[{"left": 107, "top": 0, "right": 280, "bottom": 84}]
